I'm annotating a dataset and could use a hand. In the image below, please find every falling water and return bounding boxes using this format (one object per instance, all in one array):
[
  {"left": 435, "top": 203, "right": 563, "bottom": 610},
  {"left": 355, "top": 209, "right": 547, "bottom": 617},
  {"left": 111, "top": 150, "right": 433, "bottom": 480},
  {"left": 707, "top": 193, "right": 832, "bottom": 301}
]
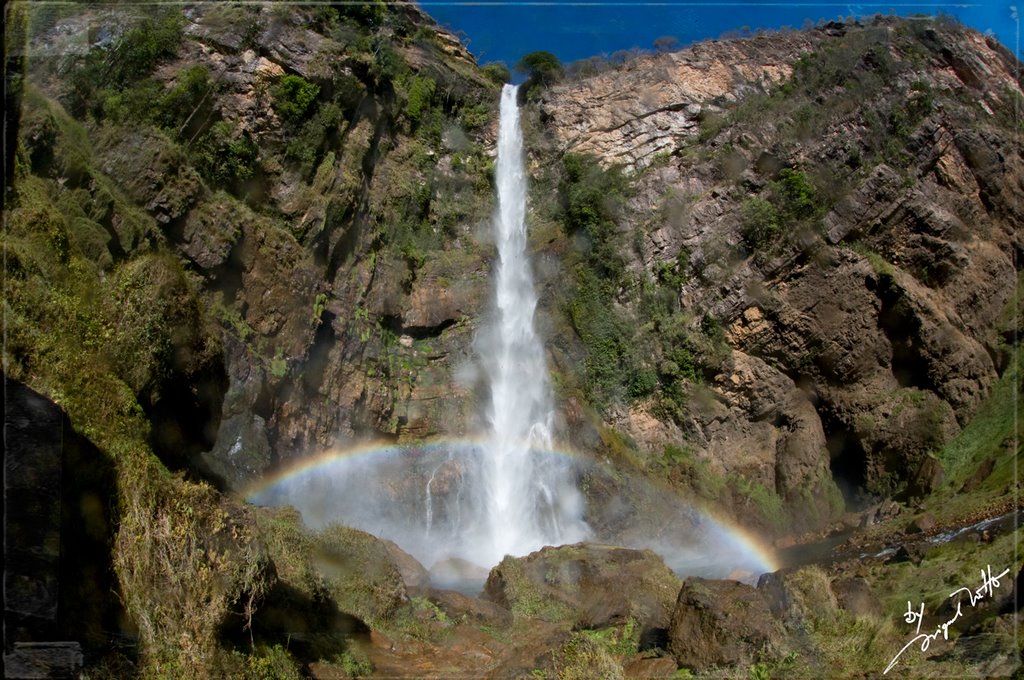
[
  {"left": 475, "top": 84, "right": 588, "bottom": 564},
  {"left": 247, "top": 86, "right": 774, "bottom": 588}
]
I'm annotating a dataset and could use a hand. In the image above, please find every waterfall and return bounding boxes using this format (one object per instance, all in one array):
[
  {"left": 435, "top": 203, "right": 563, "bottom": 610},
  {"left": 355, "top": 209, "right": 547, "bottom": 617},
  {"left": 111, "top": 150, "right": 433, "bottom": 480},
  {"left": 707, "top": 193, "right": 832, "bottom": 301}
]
[
  {"left": 250, "top": 85, "right": 590, "bottom": 584},
  {"left": 476, "top": 84, "right": 588, "bottom": 564}
]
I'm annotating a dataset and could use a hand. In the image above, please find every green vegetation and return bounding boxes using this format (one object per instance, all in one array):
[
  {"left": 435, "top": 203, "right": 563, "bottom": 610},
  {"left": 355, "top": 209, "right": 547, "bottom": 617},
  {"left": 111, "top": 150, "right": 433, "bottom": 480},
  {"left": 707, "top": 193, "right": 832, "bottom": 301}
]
[
  {"left": 66, "top": 12, "right": 185, "bottom": 118},
  {"left": 562, "top": 153, "right": 630, "bottom": 279},
  {"left": 740, "top": 197, "right": 781, "bottom": 250},
  {"left": 659, "top": 444, "right": 727, "bottom": 501},
  {"left": 728, "top": 475, "right": 787, "bottom": 533},
  {"left": 101, "top": 64, "right": 214, "bottom": 132},
  {"left": 740, "top": 168, "right": 822, "bottom": 251},
  {"left": 482, "top": 61, "right": 511, "bottom": 85},
  {"left": 558, "top": 153, "right": 643, "bottom": 407},
  {"left": 233, "top": 644, "right": 303, "bottom": 680},
  {"left": 697, "top": 19, "right": 968, "bottom": 262},
  {"left": 516, "top": 50, "right": 563, "bottom": 99},
  {"left": 920, "top": 342, "right": 1023, "bottom": 519},
  {"left": 554, "top": 153, "right": 728, "bottom": 416},
  {"left": 847, "top": 241, "right": 895, "bottom": 276},
  {"left": 4, "top": 90, "right": 295, "bottom": 674},
  {"left": 554, "top": 633, "right": 625, "bottom": 680},
  {"left": 404, "top": 74, "right": 437, "bottom": 125},
  {"left": 9, "top": 7, "right": 480, "bottom": 666},
  {"left": 284, "top": 102, "right": 344, "bottom": 168},
  {"left": 272, "top": 74, "right": 321, "bottom": 125},
  {"left": 577, "top": 618, "right": 640, "bottom": 657},
  {"left": 191, "top": 121, "right": 259, "bottom": 188}
]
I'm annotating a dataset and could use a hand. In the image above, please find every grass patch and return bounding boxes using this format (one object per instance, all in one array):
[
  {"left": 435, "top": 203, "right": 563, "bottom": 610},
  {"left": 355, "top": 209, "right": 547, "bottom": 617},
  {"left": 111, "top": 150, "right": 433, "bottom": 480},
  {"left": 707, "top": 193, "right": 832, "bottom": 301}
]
[
  {"left": 915, "top": 344, "right": 1022, "bottom": 522},
  {"left": 553, "top": 633, "right": 625, "bottom": 680},
  {"left": 577, "top": 618, "right": 640, "bottom": 658}
]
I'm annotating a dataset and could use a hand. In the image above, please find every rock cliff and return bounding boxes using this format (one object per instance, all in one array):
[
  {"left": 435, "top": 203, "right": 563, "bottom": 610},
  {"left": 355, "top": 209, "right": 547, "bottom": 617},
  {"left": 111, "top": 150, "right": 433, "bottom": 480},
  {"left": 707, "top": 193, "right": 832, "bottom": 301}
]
[{"left": 531, "top": 16, "right": 1021, "bottom": 529}]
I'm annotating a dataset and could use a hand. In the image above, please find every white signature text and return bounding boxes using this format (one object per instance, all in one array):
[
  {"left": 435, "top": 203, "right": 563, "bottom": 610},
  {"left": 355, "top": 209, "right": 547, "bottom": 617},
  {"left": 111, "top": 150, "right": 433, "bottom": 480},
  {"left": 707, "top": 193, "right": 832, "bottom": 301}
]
[{"left": 884, "top": 564, "right": 1010, "bottom": 674}]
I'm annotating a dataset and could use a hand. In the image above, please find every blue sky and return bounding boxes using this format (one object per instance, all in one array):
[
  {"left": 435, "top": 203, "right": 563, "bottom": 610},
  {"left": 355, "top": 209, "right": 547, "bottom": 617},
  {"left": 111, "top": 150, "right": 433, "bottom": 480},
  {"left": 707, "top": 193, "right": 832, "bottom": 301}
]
[{"left": 419, "top": 1, "right": 1020, "bottom": 71}]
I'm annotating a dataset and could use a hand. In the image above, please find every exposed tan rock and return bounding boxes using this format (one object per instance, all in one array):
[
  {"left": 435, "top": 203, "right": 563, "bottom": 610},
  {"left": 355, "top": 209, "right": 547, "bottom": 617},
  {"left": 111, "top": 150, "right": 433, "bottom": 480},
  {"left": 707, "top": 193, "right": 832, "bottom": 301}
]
[{"left": 541, "top": 35, "right": 823, "bottom": 172}]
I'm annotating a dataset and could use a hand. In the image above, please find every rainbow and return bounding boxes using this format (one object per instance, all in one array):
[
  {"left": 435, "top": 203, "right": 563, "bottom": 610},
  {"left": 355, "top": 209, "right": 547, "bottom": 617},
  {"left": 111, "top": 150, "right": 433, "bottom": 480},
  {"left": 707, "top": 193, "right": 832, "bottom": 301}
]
[{"left": 243, "top": 436, "right": 780, "bottom": 578}]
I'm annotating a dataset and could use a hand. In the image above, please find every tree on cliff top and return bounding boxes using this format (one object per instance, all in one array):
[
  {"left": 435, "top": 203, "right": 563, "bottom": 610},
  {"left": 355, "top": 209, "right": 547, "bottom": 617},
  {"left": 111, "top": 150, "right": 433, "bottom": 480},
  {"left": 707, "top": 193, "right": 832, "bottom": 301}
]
[{"left": 516, "top": 50, "right": 563, "bottom": 99}]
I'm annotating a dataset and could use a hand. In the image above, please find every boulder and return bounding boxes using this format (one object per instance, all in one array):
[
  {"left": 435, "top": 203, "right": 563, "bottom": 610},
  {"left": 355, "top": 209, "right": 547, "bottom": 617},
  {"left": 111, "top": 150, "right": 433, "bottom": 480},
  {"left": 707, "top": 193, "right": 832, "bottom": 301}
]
[
  {"left": 960, "top": 458, "right": 996, "bottom": 493},
  {"left": 905, "top": 455, "right": 945, "bottom": 499},
  {"left": 889, "top": 543, "right": 928, "bottom": 566},
  {"left": 482, "top": 543, "right": 681, "bottom": 632},
  {"left": 623, "top": 656, "right": 679, "bottom": 678},
  {"left": 668, "top": 577, "right": 789, "bottom": 672},
  {"left": 906, "top": 513, "right": 937, "bottom": 534},
  {"left": 381, "top": 540, "right": 431, "bottom": 593},
  {"left": 830, "top": 577, "right": 882, "bottom": 617}
]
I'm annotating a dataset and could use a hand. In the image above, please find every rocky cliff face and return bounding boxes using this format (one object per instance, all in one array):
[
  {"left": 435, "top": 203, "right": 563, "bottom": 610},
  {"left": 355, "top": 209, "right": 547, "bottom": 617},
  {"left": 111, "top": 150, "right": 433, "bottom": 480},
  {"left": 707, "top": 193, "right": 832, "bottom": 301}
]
[
  {"left": 14, "top": 3, "right": 504, "bottom": 490},
  {"left": 530, "top": 17, "right": 1021, "bottom": 529}
]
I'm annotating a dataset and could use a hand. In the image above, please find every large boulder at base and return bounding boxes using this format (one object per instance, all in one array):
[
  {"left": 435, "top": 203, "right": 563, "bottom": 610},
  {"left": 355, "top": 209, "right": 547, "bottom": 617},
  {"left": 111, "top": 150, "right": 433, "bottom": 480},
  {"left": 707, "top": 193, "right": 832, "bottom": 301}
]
[
  {"left": 668, "top": 577, "right": 789, "bottom": 672},
  {"left": 482, "top": 543, "right": 681, "bottom": 632},
  {"left": 381, "top": 539, "right": 430, "bottom": 593}
]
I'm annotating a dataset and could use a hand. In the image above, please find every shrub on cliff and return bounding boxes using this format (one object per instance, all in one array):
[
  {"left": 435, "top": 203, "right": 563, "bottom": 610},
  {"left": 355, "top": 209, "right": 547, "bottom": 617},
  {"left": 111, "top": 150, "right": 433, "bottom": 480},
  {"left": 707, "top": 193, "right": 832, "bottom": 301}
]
[
  {"left": 481, "top": 61, "right": 511, "bottom": 85},
  {"left": 516, "top": 50, "right": 563, "bottom": 99},
  {"left": 65, "top": 12, "right": 184, "bottom": 118},
  {"left": 272, "top": 74, "right": 321, "bottom": 125},
  {"left": 191, "top": 121, "right": 259, "bottom": 188},
  {"left": 741, "top": 168, "right": 822, "bottom": 250}
]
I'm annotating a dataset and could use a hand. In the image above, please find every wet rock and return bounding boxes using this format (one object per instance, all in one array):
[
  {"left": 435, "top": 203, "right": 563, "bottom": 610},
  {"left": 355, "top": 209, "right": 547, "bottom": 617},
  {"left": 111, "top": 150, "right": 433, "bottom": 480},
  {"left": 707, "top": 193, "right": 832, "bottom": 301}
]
[
  {"left": 695, "top": 350, "right": 842, "bottom": 532},
  {"left": 401, "top": 252, "right": 487, "bottom": 332},
  {"left": 889, "top": 543, "right": 928, "bottom": 566},
  {"left": 310, "top": 523, "right": 411, "bottom": 625},
  {"left": 756, "top": 571, "right": 792, "bottom": 619},
  {"left": 381, "top": 540, "right": 430, "bottom": 593},
  {"left": 668, "top": 577, "right": 789, "bottom": 672},
  {"left": 879, "top": 500, "right": 902, "bottom": 519},
  {"left": 482, "top": 543, "right": 681, "bottom": 632},
  {"left": 4, "top": 642, "right": 83, "bottom": 680}
]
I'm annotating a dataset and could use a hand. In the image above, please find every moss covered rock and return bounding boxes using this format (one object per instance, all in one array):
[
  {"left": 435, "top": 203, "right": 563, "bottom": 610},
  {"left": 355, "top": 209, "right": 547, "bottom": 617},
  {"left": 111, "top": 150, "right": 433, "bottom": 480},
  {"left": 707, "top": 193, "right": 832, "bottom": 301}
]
[{"left": 483, "top": 543, "right": 681, "bottom": 633}]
